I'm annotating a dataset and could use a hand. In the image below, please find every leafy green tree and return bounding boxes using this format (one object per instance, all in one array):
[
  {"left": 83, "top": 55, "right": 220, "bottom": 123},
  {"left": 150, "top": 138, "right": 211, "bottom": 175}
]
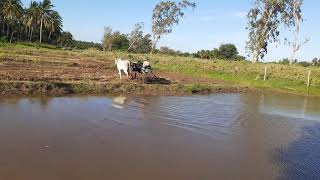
[
  {"left": 151, "top": 0, "right": 196, "bottom": 54},
  {"left": 160, "top": 46, "right": 177, "bottom": 55},
  {"left": 128, "top": 22, "right": 144, "bottom": 51},
  {"left": 101, "top": 27, "right": 129, "bottom": 51},
  {"left": 218, "top": 44, "right": 239, "bottom": 59},
  {"left": 110, "top": 31, "right": 129, "bottom": 51},
  {"left": 127, "top": 23, "right": 153, "bottom": 53},
  {"left": 101, "top": 26, "right": 113, "bottom": 51},
  {"left": 311, "top": 58, "right": 320, "bottom": 66},
  {"left": 57, "top": 31, "right": 73, "bottom": 47},
  {"left": 133, "top": 34, "right": 153, "bottom": 53},
  {"left": 72, "top": 40, "right": 101, "bottom": 50},
  {"left": 298, "top": 61, "right": 311, "bottom": 67},
  {"left": 279, "top": 58, "right": 290, "bottom": 64}
]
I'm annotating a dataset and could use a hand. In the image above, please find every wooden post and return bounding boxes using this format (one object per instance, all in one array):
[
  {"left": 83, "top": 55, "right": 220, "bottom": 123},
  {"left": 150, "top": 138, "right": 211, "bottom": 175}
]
[
  {"left": 264, "top": 66, "right": 267, "bottom": 81},
  {"left": 307, "top": 70, "right": 311, "bottom": 91}
]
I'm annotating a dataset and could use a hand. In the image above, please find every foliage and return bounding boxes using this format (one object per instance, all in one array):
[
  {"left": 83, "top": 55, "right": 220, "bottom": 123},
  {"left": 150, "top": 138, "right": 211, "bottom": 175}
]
[
  {"left": 278, "top": 58, "right": 291, "bottom": 65},
  {"left": 298, "top": 61, "right": 311, "bottom": 67},
  {"left": 56, "top": 31, "right": 73, "bottom": 47},
  {"left": 159, "top": 46, "right": 177, "bottom": 55},
  {"left": 127, "top": 23, "right": 153, "bottom": 53},
  {"left": 246, "top": 0, "right": 296, "bottom": 62},
  {"left": 0, "top": 0, "right": 63, "bottom": 44},
  {"left": 131, "top": 34, "right": 153, "bottom": 53},
  {"left": 0, "top": 0, "right": 23, "bottom": 43},
  {"left": 101, "top": 26, "right": 113, "bottom": 51},
  {"left": 312, "top": 58, "right": 320, "bottom": 66},
  {"left": 151, "top": 0, "right": 196, "bottom": 54},
  {"left": 110, "top": 32, "right": 129, "bottom": 51},
  {"left": 283, "top": 0, "right": 309, "bottom": 65},
  {"left": 193, "top": 44, "right": 244, "bottom": 61},
  {"left": 72, "top": 40, "right": 101, "bottom": 50},
  {"left": 218, "top": 44, "right": 239, "bottom": 59},
  {"left": 101, "top": 26, "right": 129, "bottom": 51},
  {"left": 128, "top": 22, "right": 144, "bottom": 51}
]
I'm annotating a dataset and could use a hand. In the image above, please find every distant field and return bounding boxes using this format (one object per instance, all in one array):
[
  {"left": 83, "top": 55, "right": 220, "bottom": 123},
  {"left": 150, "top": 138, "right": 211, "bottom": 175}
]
[{"left": 0, "top": 43, "right": 319, "bottom": 96}]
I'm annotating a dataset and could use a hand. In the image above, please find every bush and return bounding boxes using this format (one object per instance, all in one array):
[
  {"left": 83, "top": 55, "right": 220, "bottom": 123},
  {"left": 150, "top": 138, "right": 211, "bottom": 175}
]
[
  {"left": 193, "top": 43, "right": 242, "bottom": 60},
  {"left": 298, "top": 61, "right": 311, "bottom": 67},
  {"left": 218, "top": 44, "right": 238, "bottom": 59}
]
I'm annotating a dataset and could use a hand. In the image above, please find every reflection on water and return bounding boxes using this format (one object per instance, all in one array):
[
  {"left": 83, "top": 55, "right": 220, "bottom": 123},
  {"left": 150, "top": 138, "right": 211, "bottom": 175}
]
[
  {"left": 259, "top": 93, "right": 320, "bottom": 121},
  {"left": 112, "top": 96, "right": 128, "bottom": 109},
  {"left": 0, "top": 93, "right": 319, "bottom": 180}
]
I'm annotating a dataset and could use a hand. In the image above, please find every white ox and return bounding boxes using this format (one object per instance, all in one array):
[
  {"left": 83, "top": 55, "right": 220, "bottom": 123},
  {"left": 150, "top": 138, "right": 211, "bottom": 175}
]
[{"left": 115, "top": 58, "right": 130, "bottom": 79}]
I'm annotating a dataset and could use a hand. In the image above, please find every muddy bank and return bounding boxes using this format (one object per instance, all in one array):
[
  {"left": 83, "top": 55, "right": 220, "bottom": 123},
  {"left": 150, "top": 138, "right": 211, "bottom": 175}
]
[{"left": 0, "top": 80, "right": 248, "bottom": 96}]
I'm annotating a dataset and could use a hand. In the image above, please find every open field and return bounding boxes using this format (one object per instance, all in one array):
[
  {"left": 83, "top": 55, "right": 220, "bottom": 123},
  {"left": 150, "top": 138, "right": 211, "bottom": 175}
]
[{"left": 0, "top": 43, "right": 319, "bottom": 96}]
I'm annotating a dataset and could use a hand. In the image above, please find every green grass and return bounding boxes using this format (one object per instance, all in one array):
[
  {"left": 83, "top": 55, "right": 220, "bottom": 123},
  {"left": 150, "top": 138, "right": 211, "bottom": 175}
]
[{"left": 148, "top": 56, "right": 320, "bottom": 96}]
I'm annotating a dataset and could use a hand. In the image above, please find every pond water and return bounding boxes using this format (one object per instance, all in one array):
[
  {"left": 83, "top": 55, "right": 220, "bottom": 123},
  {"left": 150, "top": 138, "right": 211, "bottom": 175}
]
[{"left": 0, "top": 93, "right": 319, "bottom": 180}]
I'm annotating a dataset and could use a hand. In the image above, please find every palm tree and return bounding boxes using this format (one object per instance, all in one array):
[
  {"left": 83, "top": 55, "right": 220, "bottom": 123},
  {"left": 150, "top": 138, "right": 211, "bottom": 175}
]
[
  {"left": 38, "top": 0, "right": 54, "bottom": 43},
  {"left": 23, "top": 1, "right": 39, "bottom": 42},
  {"left": 0, "top": 0, "right": 23, "bottom": 43},
  {"left": 47, "top": 11, "right": 62, "bottom": 43},
  {"left": 0, "top": 1, "right": 4, "bottom": 36}
]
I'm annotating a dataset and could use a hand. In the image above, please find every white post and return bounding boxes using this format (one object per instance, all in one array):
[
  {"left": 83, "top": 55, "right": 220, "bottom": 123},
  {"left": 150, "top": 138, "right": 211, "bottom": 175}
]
[{"left": 264, "top": 66, "right": 267, "bottom": 81}]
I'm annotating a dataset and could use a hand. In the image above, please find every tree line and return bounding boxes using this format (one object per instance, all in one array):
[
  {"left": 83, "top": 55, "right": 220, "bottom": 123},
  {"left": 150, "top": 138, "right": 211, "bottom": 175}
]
[
  {"left": 0, "top": 0, "right": 62, "bottom": 44},
  {"left": 0, "top": 0, "right": 99, "bottom": 49},
  {"left": 1, "top": 0, "right": 317, "bottom": 65},
  {"left": 278, "top": 57, "right": 320, "bottom": 67}
]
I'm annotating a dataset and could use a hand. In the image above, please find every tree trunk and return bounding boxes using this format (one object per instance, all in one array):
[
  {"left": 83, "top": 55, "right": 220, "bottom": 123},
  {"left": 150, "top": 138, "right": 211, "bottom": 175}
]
[
  {"left": 127, "top": 40, "right": 135, "bottom": 52},
  {"left": 252, "top": 50, "right": 259, "bottom": 63},
  {"left": 48, "top": 31, "right": 52, "bottom": 43},
  {"left": 1, "top": 25, "right": 5, "bottom": 35},
  {"left": 150, "top": 37, "right": 159, "bottom": 55},
  {"left": 30, "top": 28, "right": 33, "bottom": 42},
  {"left": 290, "top": 49, "right": 297, "bottom": 65},
  {"left": 10, "top": 31, "right": 14, "bottom": 43},
  {"left": 108, "top": 43, "right": 112, "bottom": 52},
  {"left": 40, "top": 16, "right": 43, "bottom": 43},
  {"left": 6, "top": 25, "right": 10, "bottom": 37}
]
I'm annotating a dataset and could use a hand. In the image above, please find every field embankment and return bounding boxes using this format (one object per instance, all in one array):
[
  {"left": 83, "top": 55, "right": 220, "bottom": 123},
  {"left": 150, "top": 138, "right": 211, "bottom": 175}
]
[{"left": 0, "top": 43, "right": 319, "bottom": 96}]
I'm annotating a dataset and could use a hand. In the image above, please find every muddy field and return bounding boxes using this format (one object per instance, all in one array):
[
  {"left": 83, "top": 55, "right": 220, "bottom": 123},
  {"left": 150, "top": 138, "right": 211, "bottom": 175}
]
[{"left": 0, "top": 48, "right": 243, "bottom": 95}]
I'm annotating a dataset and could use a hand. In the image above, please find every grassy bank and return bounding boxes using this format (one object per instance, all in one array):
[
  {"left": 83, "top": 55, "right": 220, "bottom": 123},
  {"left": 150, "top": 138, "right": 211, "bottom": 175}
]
[
  {"left": 150, "top": 55, "right": 320, "bottom": 95},
  {"left": 0, "top": 43, "right": 319, "bottom": 96}
]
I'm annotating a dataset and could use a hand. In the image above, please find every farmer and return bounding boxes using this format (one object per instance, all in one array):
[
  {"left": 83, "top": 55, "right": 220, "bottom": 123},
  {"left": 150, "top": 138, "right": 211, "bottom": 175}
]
[{"left": 142, "top": 60, "right": 152, "bottom": 74}]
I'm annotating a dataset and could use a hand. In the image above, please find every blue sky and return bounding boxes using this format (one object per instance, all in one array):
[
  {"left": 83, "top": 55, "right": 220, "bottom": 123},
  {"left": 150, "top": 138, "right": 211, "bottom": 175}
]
[{"left": 21, "top": 0, "right": 319, "bottom": 61}]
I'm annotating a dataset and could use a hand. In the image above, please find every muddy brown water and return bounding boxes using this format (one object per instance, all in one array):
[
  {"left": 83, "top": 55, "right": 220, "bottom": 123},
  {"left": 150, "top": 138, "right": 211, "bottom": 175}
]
[{"left": 0, "top": 93, "right": 319, "bottom": 180}]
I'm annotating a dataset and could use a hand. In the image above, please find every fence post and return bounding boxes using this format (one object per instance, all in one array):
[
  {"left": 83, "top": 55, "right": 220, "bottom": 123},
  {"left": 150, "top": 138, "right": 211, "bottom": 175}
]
[
  {"left": 264, "top": 66, "right": 267, "bottom": 81},
  {"left": 307, "top": 70, "right": 311, "bottom": 91}
]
